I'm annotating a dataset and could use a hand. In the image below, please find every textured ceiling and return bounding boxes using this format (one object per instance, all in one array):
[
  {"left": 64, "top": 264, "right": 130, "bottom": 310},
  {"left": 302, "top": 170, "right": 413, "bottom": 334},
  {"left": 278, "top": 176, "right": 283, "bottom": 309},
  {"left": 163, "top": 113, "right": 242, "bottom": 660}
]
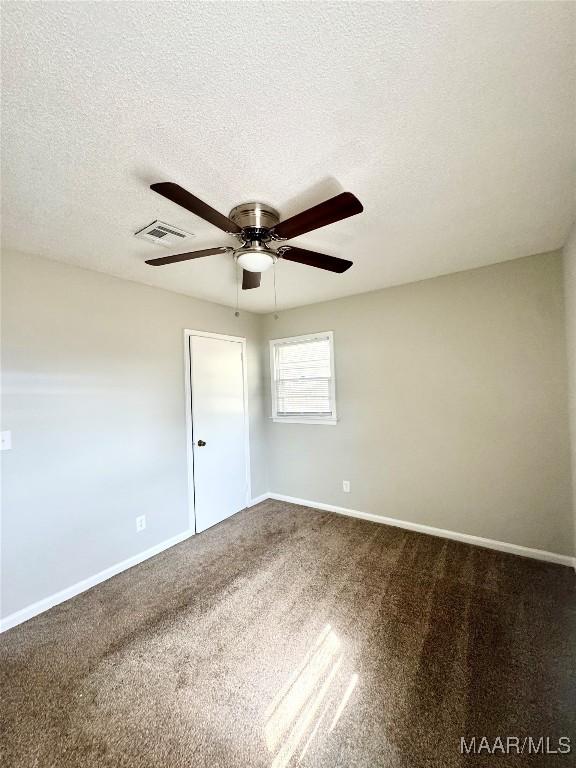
[{"left": 2, "top": 2, "right": 575, "bottom": 313}]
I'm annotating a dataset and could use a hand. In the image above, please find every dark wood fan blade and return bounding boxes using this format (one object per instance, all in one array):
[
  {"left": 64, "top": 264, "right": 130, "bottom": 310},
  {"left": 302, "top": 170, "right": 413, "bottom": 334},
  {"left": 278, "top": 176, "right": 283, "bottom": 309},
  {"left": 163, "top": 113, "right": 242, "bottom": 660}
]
[
  {"left": 279, "top": 246, "right": 352, "bottom": 273},
  {"left": 145, "top": 247, "right": 232, "bottom": 266},
  {"left": 273, "top": 192, "right": 363, "bottom": 239},
  {"left": 150, "top": 182, "right": 242, "bottom": 234},
  {"left": 242, "top": 270, "right": 261, "bottom": 289}
]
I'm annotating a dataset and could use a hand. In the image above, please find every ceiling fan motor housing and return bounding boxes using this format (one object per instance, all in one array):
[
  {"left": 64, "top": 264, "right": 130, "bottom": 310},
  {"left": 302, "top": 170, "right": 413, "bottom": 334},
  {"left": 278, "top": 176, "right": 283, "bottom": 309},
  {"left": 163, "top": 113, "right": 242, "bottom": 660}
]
[
  {"left": 229, "top": 202, "right": 280, "bottom": 236},
  {"left": 230, "top": 202, "right": 281, "bottom": 272}
]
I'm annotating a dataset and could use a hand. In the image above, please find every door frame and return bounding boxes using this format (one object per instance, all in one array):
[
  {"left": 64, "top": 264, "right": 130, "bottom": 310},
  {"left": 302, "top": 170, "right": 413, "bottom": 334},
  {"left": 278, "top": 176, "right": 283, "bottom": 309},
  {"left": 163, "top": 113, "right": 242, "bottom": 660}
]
[{"left": 183, "top": 329, "right": 251, "bottom": 533}]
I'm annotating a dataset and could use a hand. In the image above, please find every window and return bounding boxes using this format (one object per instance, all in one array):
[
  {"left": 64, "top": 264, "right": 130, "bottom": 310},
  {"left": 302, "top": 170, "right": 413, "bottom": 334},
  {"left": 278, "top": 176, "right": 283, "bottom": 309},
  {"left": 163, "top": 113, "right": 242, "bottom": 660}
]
[{"left": 269, "top": 332, "right": 337, "bottom": 425}]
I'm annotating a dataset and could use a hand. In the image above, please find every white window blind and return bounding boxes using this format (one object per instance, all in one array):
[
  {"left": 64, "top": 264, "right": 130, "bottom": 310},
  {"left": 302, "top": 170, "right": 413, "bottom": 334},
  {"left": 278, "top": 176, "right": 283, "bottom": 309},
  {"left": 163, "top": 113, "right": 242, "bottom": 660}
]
[{"left": 270, "top": 332, "right": 336, "bottom": 424}]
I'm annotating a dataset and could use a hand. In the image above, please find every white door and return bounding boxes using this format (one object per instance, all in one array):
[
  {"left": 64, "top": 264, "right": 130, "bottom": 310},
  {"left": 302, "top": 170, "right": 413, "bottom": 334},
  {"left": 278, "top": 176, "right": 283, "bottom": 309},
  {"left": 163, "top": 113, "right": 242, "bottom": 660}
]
[{"left": 189, "top": 334, "right": 248, "bottom": 533}]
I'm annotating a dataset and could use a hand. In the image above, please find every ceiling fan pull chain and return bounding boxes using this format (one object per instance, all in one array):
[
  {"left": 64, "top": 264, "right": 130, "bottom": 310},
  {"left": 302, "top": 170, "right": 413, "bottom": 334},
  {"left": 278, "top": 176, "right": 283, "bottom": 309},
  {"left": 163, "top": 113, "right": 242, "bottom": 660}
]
[
  {"left": 273, "top": 262, "right": 279, "bottom": 320},
  {"left": 234, "top": 262, "right": 240, "bottom": 318}
]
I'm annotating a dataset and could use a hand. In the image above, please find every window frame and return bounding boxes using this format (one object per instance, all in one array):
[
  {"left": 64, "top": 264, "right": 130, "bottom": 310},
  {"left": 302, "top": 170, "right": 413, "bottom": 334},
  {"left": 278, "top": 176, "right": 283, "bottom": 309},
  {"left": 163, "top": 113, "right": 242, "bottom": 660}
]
[{"left": 269, "top": 331, "right": 337, "bottom": 425}]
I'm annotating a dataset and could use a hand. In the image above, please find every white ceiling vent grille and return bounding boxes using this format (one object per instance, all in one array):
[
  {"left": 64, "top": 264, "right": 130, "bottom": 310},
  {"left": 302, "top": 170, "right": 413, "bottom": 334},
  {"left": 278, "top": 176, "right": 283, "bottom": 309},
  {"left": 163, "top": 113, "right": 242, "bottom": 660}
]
[{"left": 134, "top": 220, "right": 194, "bottom": 248}]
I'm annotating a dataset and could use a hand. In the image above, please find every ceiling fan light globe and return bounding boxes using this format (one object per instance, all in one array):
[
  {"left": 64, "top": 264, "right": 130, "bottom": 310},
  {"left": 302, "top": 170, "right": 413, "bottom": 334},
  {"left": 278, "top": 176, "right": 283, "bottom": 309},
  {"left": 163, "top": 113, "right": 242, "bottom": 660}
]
[{"left": 235, "top": 249, "right": 275, "bottom": 273}]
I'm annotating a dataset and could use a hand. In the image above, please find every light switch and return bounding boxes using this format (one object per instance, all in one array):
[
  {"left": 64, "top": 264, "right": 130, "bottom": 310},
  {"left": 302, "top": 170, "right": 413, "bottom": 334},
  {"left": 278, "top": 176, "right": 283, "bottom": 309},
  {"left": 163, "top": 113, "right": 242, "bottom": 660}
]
[{"left": 0, "top": 431, "right": 12, "bottom": 451}]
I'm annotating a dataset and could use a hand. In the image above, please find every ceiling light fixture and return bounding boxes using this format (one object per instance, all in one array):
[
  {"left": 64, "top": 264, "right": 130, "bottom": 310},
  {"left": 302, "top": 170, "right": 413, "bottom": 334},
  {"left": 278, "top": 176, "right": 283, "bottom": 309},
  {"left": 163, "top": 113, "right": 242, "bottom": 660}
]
[{"left": 234, "top": 244, "right": 276, "bottom": 273}]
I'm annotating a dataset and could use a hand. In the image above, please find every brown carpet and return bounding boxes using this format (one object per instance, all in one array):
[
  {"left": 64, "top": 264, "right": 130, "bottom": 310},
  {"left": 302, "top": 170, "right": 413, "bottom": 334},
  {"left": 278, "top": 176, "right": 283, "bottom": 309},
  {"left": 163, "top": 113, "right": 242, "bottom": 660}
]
[{"left": 1, "top": 500, "right": 574, "bottom": 768}]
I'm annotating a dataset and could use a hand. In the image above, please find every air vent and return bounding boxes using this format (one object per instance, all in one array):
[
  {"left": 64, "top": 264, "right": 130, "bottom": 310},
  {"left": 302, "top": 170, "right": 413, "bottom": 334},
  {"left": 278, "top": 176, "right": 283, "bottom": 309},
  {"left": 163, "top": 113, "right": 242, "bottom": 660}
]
[{"left": 134, "top": 220, "right": 194, "bottom": 248}]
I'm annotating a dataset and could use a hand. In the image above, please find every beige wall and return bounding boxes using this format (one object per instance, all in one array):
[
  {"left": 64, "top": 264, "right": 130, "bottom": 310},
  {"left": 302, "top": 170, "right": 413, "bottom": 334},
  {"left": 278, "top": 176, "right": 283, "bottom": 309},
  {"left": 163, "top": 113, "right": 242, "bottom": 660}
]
[
  {"left": 263, "top": 252, "right": 574, "bottom": 556},
  {"left": 2, "top": 247, "right": 573, "bottom": 621},
  {"left": 1, "top": 251, "right": 267, "bottom": 618},
  {"left": 563, "top": 224, "right": 576, "bottom": 556}
]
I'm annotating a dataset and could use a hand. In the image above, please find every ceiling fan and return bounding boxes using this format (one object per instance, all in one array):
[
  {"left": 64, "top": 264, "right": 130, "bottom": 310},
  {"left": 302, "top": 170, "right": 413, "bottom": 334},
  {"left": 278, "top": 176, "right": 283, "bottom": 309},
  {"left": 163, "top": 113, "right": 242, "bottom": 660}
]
[{"left": 144, "top": 182, "right": 363, "bottom": 289}]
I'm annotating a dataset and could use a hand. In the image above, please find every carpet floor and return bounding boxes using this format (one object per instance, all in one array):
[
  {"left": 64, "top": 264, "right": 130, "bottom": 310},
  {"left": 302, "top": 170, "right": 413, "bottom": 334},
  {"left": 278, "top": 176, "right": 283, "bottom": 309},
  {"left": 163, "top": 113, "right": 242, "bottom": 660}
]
[{"left": 1, "top": 500, "right": 575, "bottom": 768}]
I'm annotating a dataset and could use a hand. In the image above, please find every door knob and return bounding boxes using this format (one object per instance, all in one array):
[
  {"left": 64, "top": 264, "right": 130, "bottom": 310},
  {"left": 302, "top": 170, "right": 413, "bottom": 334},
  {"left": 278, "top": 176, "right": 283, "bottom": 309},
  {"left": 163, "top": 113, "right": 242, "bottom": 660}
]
[{"left": 197, "top": 439, "right": 206, "bottom": 447}]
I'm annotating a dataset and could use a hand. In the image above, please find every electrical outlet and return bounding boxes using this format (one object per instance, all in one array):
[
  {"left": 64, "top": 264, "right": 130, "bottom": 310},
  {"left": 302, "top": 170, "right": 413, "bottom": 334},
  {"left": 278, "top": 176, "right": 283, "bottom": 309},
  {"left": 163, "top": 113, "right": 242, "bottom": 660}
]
[
  {"left": 343, "top": 480, "right": 350, "bottom": 493},
  {"left": 0, "top": 431, "right": 12, "bottom": 451},
  {"left": 136, "top": 515, "right": 146, "bottom": 532}
]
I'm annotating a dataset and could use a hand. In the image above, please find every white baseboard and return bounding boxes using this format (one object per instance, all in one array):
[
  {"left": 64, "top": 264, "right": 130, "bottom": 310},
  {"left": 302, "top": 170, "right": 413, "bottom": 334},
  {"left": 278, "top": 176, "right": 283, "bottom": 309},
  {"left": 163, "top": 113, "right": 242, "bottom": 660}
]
[
  {"left": 3, "top": 494, "right": 573, "bottom": 634},
  {"left": 0, "top": 528, "right": 194, "bottom": 634},
  {"left": 265, "top": 493, "right": 576, "bottom": 569},
  {"left": 248, "top": 493, "right": 271, "bottom": 507}
]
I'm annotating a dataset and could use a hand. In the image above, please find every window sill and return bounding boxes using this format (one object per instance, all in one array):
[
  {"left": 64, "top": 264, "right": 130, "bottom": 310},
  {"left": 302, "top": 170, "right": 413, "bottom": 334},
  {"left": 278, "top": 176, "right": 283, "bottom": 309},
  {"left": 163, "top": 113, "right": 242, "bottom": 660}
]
[{"left": 271, "top": 417, "right": 338, "bottom": 426}]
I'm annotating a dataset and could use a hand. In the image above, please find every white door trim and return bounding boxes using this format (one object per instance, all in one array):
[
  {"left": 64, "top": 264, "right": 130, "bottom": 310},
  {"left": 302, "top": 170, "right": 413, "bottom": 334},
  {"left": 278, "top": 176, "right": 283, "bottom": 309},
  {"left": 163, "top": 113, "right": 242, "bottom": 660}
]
[{"left": 183, "top": 329, "right": 251, "bottom": 533}]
